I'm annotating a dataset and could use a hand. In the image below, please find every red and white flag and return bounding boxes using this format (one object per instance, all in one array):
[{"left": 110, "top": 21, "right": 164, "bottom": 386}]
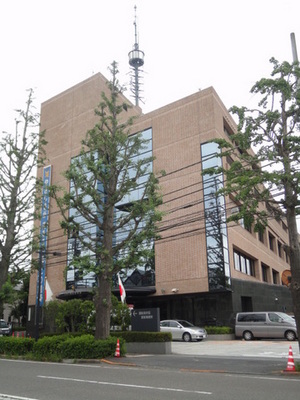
[{"left": 118, "top": 273, "right": 126, "bottom": 304}]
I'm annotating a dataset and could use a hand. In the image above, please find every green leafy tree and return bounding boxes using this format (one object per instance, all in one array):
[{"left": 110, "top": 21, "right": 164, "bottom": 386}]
[
  {"left": 44, "top": 299, "right": 95, "bottom": 334},
  {"left": 205, "top": 58, "right": 300, "bottom": 346},
  {"left": 0, "top": 89, "right": 46, "bottom": 317},
  {"left": 52, "top": 62, "right": 163, "bottom": 339},
  {"left": 111, "top": 295, "right": 131, "bottom": 331},
  {"left": 0, "top": 268, "right": 30, "bottom": 325}
]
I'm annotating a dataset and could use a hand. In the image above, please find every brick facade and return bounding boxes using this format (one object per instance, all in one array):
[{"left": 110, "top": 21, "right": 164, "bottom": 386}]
[{"left": 27, "top": 73, "right": 292, "bottom": 335}]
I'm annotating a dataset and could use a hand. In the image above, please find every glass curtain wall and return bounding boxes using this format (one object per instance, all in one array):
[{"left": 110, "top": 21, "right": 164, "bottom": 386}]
[
  {"left": 66, "top": 128, "right": 154, "bottom": 290},
  {"left": 114, "top": 128, "right": 155, "bottom": 288},
  {"left": 201, "top": 142, "right": 231, "bottom": 291}
]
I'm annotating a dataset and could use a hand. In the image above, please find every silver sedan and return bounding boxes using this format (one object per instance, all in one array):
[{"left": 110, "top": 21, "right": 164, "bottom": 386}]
[{"left": 160, "top": 319, "right": 207, "bottom": 342}]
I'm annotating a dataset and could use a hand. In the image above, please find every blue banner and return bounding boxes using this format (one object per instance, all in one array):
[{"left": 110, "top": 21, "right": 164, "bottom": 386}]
[{"left": 36, "top": 165, "right": 52, "bottom": 307}]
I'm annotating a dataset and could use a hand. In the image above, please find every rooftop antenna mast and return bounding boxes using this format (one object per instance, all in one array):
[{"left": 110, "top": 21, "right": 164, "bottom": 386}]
[
  {"left": 128, "top": 5, "right": 145, "bottom": 107},
  {"left": 291, "top": 32, "right": 299, "bottom": 63},
  {"left": 290, "top": 33, "right": 299, "bottom": 89}
]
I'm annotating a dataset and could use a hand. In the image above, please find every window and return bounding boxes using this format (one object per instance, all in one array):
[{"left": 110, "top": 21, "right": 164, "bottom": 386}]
[
  {"left": 258, "top": 230, "right": 264, "bottom": 244},
  {"left": 201, "top": 142, "right": 231, "bottom": 291},
  {"left": 233, "top": 250, "right": 255, "bottom": 277},
  {"left": 277, "top": 241, "right": 283, "bottom": 258},
  {"left": 226, "top": 155, "right": 234, "bottom": 168},
  {"left": 66, "top": 128, "right": 155, "bottom": 290},
  {"left": 272, "top": 269, "right": 279, "bottom": 285},
  {"left": 284, "top": 248, "right": 289, "bottom": 264},
  {"left": 268, "top": 313, "right": 281, "bottom": 323},
  {"left": 268, "top": 233, "right": 275, "bottom": 252},
  {"left": 244, "top": 220, "right": 252, "bottom": 233},
  {"left": 261, "top": 263, "right": 269, "bottom": 282},
  {"left": 237, "top": 313, "right": 266, "bottom": 322}
]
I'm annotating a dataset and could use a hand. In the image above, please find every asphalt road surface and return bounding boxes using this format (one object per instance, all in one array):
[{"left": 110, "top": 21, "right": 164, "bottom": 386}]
[
  {"left": 0, "top": 357, "right": 299, "bottom": 400},
  {"left": 0, "top": 340, "right": 299, "bottom": 400}
]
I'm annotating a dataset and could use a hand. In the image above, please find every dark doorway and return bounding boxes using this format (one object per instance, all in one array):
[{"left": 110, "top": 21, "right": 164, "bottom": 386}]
[{"left": 241, "top": 296, "right": 253, "bottom": 312}]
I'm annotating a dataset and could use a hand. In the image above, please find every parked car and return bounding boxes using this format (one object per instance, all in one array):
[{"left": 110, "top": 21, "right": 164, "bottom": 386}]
[
  {"left": 0, "top": 319, "right": 11, "bottom": 336},
  {"left": 160, "top": 319, "right": 207, "bottom": 342},
  {"left": 235, "top": 311, "right": 298, "bottom": 341}
]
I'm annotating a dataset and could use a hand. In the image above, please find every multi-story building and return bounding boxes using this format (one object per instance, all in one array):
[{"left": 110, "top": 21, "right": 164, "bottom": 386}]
[{"left": 27, "top": 72, "right": 293, "bottom": 335}]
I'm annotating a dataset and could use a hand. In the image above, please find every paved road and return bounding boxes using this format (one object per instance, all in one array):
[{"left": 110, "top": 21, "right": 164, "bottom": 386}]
[
  {"left": 0, "top": 341, "right": 299, "bottom": 400},
  {"left": 0, "top": 354, "right": 299, "bottom": 400}
]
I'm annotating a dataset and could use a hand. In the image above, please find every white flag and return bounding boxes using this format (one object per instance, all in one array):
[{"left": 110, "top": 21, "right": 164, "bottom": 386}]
[{"left": 118, "top": 273, "right": 126, "bottom": 304}]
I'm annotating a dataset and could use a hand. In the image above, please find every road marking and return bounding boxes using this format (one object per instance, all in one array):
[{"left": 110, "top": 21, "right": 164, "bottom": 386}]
[
  {"left": 0, "top": 394, "right": 39, "bottom": 400},
  {"left": 225, "top": 374, "right": 299, "bottom": 382},
  {"left": 38, "top": 375, "right": 212, "bottom": 395}
]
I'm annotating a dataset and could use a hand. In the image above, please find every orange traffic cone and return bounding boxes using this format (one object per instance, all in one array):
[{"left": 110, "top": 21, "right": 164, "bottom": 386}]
[
  {"left": 284, "top": 345, "right": 296, "bottom": 372},
  {"left": 114, "top": 339, "right": 120, "bottom": 358}
]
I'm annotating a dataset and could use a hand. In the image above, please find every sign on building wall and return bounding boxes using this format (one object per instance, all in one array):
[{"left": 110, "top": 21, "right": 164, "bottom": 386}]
[
  {"left": 35, "top": 165, "right": 52, "bottom": 307},
  {"left": 131, "top": 308, "right": 160, "bottom": 332}
]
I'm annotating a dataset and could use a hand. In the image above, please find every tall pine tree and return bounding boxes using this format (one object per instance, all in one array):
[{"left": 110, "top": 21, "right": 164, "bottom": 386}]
[
  {"left": 205, "top": 58, "right": 300, "bottom": 347},
  {"left": 53, "top": 62, "right": 163, "bottom": 339}
]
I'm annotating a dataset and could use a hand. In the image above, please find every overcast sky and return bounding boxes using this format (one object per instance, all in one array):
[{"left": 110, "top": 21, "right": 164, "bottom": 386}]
[
  {"left": 1, "top": 0, "right": 299, "bottom": 228},
  {"left": 1, "top": 0, "right": 300, "bottom": 130}
]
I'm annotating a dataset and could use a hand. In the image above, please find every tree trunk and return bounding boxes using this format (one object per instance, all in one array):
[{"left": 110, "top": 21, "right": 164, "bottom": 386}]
[
  {"left": 0, "top": 259, "right": 9, "bottom": 318},
  {"left": 94, "top": 274, "right": 112, "bottom": 339},
  {"left": 286, "top": 210, "right": 300, "bottom": 352}
]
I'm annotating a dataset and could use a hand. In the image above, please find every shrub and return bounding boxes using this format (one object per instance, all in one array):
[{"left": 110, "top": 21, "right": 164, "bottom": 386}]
[
  {"left": 111, "top": 331, "right": 171, "bottom": 342},
  {"left": 44, "top": 299, "right": 95, "bottom": 334},
  {"left": 111, "top": 296, "right": 131, "bottom": 331},
  {"left": 33, "top": 335, "right": 70, "bottom": 359},
  {"left": 31, "top": 334, "right": 124, "bottom": 361},
  {"left": 0, "top": 337, "right": 34, "bottom": 356},
  {"left": 205, "top": 326, "right": 233, "bottom": 335},
  {"left": 60, "top": 335, "right": 124, "bottom": 359}
]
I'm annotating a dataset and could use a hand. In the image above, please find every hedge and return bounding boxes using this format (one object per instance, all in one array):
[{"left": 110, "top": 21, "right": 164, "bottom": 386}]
[
  {"left": 0, "top": 337, "right": 34, "bottom": 356},
  {"left": 0, "top": 335, "right": 125, "bottom": 361},
  {"left": 111, "top": 331, "right": 171, "bottom": 342},
  {"left": 205, "top": 326, "right": 233, "bottom": 335}
]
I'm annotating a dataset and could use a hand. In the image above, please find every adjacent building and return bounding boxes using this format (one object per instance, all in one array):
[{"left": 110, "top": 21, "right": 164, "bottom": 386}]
[{"left": 27, "top": 72, "right": 293, "bottom": 335}]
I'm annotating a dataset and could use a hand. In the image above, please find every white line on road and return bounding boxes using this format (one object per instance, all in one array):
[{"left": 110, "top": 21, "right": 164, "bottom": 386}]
[
  {"left": 37, "top": 375, "right": 212, "bottom": 395},
  {"left": 225, "top": 374, "right": 300, "bottom": 382},
  {"left": 0, "top": 394, "right": 39, "bottom": 400}
]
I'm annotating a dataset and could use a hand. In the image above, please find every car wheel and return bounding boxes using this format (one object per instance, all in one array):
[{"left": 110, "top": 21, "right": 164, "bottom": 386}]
[
  {"left": 243, "top": 330, "right": 253, "bottom": 341},
  {"left": 285, "top": 330, "right": 296, "bottom": 341},
  {"left": 182, "top": 332, "right": 192, "bottom": 342}
]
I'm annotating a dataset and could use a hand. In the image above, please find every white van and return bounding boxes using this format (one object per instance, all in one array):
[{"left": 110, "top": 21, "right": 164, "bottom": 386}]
[{"left": 235, "top": 312, "right": 298, "bottom": 341}]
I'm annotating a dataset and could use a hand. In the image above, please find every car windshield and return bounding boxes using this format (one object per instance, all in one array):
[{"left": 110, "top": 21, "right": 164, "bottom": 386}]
[
  {"left": 276, "top": 312, "right": 295, "bottom": 323},
  {"left": 177, "top": 320, "right": 194, "bottom": 327}
]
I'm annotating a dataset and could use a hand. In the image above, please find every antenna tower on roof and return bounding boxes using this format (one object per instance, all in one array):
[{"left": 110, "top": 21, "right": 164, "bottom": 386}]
[{"left": 128, "top": 5, "right": 144, "bottom": 107}]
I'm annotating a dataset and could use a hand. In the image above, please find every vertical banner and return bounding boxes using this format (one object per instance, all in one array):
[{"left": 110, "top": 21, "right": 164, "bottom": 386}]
[{"left": 36, "top": 165, "right": 52, "bottom": 307}]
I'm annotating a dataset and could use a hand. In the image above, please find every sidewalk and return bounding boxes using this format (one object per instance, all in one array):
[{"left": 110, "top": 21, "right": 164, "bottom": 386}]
[
  {"left": 118, "top": 340, "right": 300, "bottom": 376},
  {"left": 171, "top": 340, "right": 300, "bottom": 359}
]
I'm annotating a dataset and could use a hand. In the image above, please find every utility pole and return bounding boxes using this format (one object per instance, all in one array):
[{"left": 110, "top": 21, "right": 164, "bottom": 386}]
[{"left": 35, "top": 250, "right": 61, "bottom": 341}]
